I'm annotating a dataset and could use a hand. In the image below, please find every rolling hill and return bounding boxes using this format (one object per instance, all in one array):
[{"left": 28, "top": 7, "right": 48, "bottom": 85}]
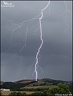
[{"left": 0, "top": 78, "right": 72, "bottom": 90}]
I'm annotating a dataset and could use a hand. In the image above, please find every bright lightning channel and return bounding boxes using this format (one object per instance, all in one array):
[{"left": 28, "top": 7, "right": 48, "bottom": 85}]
[
  {"left": 35, "top": 1, "right": 50, "bottom": 81},
  {"left": 7, "top": 1, "right": 50, "bottom": 81},
  {"left": 6, "top": 1, "right": 71, "bottom": 81}
]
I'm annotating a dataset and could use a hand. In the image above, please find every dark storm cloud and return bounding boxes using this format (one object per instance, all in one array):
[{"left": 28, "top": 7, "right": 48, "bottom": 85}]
[{"left": 1, "top": 1, "right": 72, "bottom": 81}]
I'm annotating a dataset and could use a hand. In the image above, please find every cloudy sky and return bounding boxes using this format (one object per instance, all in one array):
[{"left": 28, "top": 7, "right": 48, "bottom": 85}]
[{"left": 1, "top": 1, "right": 72, "bottom": 82}]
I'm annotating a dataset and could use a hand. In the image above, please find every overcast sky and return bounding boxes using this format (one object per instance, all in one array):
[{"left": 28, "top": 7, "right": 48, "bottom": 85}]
[{"left": 1, "top": 1, "right": 72, "bottom": 82}]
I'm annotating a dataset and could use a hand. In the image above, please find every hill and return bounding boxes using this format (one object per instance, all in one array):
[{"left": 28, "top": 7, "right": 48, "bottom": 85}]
[{"left": 1, "top": 78, "right": 72, "bottom": 90}]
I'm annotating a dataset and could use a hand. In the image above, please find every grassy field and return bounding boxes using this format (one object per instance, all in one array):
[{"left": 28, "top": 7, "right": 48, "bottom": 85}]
[
  {"left": 1, "top": 85, "right": 57, "bottom": 96},
  {"left": 1, "top": 91, "right": 35, "bottom": 96},
  {"left": 22, "top": 85, "right": 57, "bottom": 89}
]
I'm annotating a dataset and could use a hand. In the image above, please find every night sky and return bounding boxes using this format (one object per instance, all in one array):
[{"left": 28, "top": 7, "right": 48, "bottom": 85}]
[{"left": 1, "top": 1, "right": 72, "bottom": 82}]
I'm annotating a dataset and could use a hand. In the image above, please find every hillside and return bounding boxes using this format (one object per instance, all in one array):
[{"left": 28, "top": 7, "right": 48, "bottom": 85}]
[
  {"left": 1, "top": 78, "right": 72, "bottom": 90},
  {"left": 14, "top": 80, "right": 33, "bottom": 84}
]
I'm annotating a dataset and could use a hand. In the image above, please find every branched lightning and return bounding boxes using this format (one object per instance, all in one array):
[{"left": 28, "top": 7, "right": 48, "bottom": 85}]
[
  {"left": 6, "top": 14, "right": 40, "bottom": 52},
  {"left": 6, "top": 1, "right": 51, "bottom": 81},
  {"left": 35, "top": 1, "right": 50, "bottom": 81},
  {"left": 4, "top": 1, "right": 71, "bottom": 81}
]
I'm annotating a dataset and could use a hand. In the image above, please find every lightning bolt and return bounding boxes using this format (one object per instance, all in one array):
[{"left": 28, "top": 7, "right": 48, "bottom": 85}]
[
  {"left": 35, "top": 1, "right": 50, "bottom": 81},
  {"left": 4, "top": 1, "right": 71, "bottom": 81},
  {"left": 6, "top": 1, "right": 51, "bottom": 81}
]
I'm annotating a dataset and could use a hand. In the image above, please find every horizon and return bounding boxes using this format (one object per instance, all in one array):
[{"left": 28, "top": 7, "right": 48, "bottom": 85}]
[{"left": 1, "top": 77, "right": 72, "bottom": 82}]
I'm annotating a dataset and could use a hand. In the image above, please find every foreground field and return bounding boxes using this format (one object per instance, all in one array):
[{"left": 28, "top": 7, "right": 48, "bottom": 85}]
[
  {"left": 1, "top": 91, "right": 35, "bottom": 96},
  {"left": 1, "top": 85, "right": 55, "bottom": 96}
]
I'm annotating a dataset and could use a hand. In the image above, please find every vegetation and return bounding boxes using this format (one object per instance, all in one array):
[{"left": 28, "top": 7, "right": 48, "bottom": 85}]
[
  {"left": 57, "top": 83, "right": 70, "bottom": 94},
  {"left": 7, "top": 83, "right": 72, "bottom": 96},
  {"left": 8, "top": 92, "right": 49, "bottom": 96},
  {"left": 47, "top": 83, "right": 70, "bottom": 95},
  {"left": 9, "top": 92, "right": 26, "bottom": 96},
  {"left": 68, "top": 84, "right": 72, "bottom": 94}
]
